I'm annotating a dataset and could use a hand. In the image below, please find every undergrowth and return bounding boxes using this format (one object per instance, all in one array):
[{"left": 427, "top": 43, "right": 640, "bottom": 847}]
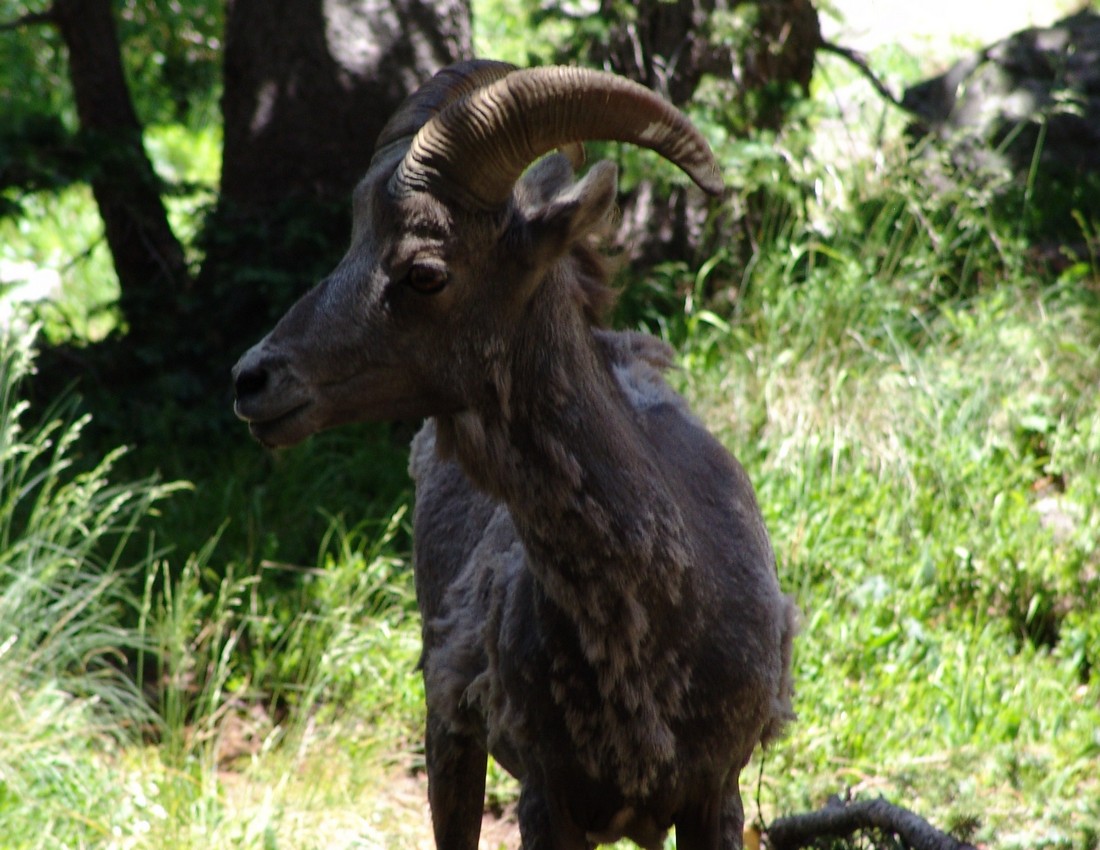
[{"left": 660, "top": 139, "right": 1100, "bottom": 847}]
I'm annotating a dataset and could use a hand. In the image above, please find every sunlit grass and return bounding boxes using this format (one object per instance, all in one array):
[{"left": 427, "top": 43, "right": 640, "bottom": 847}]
[
  {"left": 0, "top": 324, "right": 180, "bottom": 847},
  {"left": 683, "top": 220, "right": 1100, "bottom": 847}
]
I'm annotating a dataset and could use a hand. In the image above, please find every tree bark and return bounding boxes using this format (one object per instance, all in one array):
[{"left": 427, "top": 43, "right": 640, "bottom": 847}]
[
  {"left": 51, "top": 0, "right": 190, "bottom": 335},
  {"left": 219, "top": 0, "right": 472, "bottom": 208},
  {"left": 592, "top": 0, "right": 821, "bottom": 116}
]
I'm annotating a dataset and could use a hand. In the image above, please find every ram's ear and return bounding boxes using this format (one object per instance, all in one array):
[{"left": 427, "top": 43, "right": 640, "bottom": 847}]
[
  {"left": 526, "top": 160, "right": 618, "bottom": 257},
  {"left": 516, "top": 150, "right": 580, "bottom": 209}
]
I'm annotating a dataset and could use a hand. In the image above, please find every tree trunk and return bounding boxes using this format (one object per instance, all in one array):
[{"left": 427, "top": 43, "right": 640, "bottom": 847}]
[
  {"left": 592, "top": 0, "right": 821, "bottom": 116},
  {"left": 219, "top": 0, "right": 472, "bottom": 208},
  {"left": 589, "top": 0, "right": 822, "bottom": 119},
  {"left": 51, "top": 0, "right": 190, "bottom": 338}
]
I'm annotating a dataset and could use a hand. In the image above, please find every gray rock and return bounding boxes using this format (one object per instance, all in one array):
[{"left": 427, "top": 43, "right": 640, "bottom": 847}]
[{"left": 903, "top": 10, "right": 1100, "bottom": 177}]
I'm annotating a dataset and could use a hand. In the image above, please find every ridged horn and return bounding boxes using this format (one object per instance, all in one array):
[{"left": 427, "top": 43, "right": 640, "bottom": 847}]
[
  {"left": 390, "top": 65, "right": 724, "bottom": 210},
  {"left": 370, "top": 60, "right": 519, "bottom": 172}
]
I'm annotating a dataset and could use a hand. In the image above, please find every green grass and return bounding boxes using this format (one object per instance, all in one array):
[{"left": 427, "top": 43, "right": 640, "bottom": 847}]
[
  {"left": 746, "top": 277, "right": 1100, "bottom": 846},
  {"left": 0, "top": 323, "right": 423, "bottom": 848},
  {"left": 0, "top": 323, "right": 175, "bottom": 847},
  {"left": 664, "top": 160, "right": 1100, "bottom": 846}
]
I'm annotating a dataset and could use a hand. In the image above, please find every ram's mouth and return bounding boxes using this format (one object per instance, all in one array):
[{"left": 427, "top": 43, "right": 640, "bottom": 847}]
[{"left": 235, "top": 400, "right": 315, "bottom": 449}]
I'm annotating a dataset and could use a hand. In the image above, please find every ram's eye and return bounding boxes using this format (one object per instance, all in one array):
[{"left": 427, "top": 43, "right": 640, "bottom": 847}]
[{"left": 405, "top": 264, "right": 449, "bottom": 294}]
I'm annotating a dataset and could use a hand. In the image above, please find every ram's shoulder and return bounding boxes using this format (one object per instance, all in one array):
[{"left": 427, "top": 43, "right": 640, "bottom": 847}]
[{"left": 595, "top": 329, "right": 700, "bottom": 421}]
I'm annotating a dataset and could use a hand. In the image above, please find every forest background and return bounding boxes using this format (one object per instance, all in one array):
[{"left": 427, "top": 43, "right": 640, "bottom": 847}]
[{"left": 1, "top": 0, "right": 1099, "bottom": 847}]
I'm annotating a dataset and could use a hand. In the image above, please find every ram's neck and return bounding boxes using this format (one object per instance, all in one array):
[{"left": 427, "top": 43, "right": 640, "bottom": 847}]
[
  {"left": 436, "top": 291, "right": 691, "bottom": 643},
  {"left": 433, "top": 287, "right": 702, "bottom": 795}
]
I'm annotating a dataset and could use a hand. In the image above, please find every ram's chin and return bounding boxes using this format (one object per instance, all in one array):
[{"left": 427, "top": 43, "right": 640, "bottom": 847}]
[{"left": 246, "top": 403, "right": 318, "bottom": 449}]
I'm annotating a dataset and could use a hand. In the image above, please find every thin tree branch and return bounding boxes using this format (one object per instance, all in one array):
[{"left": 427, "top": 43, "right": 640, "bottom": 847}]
[
  {"left": 820, "top": 39, "right": 907, "bottom": 110},
  {"left": 0, "top": 6, "right": 57, "bottom": 31},
  {"left": 767, "top": 795, "right": 979, "bottom": 850}
]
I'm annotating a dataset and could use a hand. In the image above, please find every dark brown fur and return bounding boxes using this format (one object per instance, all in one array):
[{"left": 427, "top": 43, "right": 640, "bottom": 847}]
[{"left": 234, "top": 142, "right": 796, "bottom": 850}]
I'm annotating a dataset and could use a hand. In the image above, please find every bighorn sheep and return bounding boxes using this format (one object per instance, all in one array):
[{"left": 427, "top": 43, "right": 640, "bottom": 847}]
[{"left": 232, "top": 61, "right": 797, "bottom": 850}]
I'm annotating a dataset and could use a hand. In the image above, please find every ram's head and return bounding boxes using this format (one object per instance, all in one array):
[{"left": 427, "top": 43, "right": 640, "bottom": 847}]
[{"left": 232, "top": 61, "right": 722, "bottom": 448}]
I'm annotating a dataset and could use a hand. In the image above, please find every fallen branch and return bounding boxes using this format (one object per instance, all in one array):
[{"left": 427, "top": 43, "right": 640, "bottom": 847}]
[{"left": 767, "top": 795, "right": 978, "bottom": 850}]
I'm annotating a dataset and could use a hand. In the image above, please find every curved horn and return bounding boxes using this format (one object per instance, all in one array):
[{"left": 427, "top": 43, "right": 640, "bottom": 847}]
[
  {"left": 369, "top": 60, "right": 518, "bottom": 172},
  {"left": 391, "top": 65, "right": 724, "bottom": 209}
]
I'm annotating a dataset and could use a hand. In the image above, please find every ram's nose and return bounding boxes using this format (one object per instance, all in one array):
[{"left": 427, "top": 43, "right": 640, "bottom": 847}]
[
  {"left": 232, "top": 349, "right": 273, "bottom": 417},
  {"left": 231, "top": 346, "right": 305, "bottom": 421}
]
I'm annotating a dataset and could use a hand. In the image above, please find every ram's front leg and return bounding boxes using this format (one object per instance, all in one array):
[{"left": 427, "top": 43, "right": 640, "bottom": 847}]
[
  {"left": 719, "top": 781, "right": 748, "bottom": 850},
  {"left": 675, "top": 790, "right": 722, "bottom": 850},
  {"left": 517, "top": 782, "right": 592, "bottom": 850},
  {"left": 425, "top": 710, "right": 488, "bottom": 850},
  {"left": 676, "top": 779, "right": 749, "bottom": 850}
]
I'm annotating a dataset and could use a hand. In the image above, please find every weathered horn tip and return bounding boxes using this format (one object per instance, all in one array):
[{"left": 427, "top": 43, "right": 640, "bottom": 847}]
[{"left": 695, "top": 166, "right": 725, "bottom": 197}]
